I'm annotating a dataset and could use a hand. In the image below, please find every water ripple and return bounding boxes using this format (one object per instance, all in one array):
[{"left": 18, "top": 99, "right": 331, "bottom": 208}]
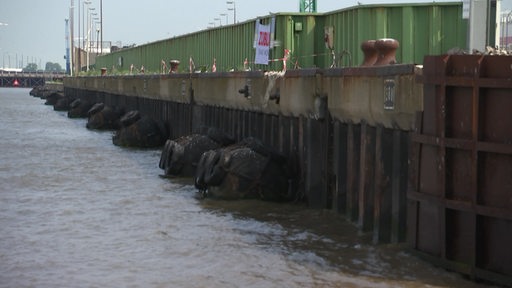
[{"left": 0, "top": 88, "right": 495, "bottom": 288}]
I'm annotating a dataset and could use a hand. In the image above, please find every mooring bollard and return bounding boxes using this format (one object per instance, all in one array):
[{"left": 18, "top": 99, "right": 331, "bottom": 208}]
[
  {"left": 360, "top": 40, "right": 378, "bottom": 66},
  {"left": 374, "top": 38, "right": 399, "bottom": 65}
]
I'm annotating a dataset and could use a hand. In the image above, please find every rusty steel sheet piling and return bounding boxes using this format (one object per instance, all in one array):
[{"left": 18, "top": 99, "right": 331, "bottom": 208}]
[
  {"left": 64, "top": 64, "right": 418, "bottom": 248},
  {"left": 409, "top": 55, "right": 512, "bottom": 286}
]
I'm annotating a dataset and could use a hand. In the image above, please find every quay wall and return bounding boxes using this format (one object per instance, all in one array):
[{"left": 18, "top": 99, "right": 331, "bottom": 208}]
[{"left": 64, "top": 65, "right": 423, "bottom": 243}]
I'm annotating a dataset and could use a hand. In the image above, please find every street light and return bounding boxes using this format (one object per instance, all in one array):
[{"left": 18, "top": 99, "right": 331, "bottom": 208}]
[
  {"left": 220, "top": 13, "right": 228, "bottom": 25},
  {"left": 96, "top": 26, "right": 100, "bottom": 55},
  {"left": 86, "top": 8, "right": 96, "bottom": 71},
  {"left": 214, "top": 17, "right": 221, "bottom": 26},
  {"left": 505, "top": 11, "right": 512, "bottom": 50},
  {"left": 2, "top": 52, "right": 9, "bottom": 69},
  {"left": 83, "top": 1, "right": 91, "bottom": 53},
  {"left": 100, "top": 0, "right": 103, "bottom": 55},
  {"left": 208, "top": 22, "right": 215, "bottom": 28},
  {"left": 226, "top": 1, "right": 236, "bottom": 24}
]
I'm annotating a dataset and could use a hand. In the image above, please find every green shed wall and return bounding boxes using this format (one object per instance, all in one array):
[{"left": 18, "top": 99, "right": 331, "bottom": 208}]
[
  {"left": 322, "top": 2, "right": 467, "bottom": 66},
  {"left": 95, "top": 2, "right": 466, "bottom": 72}
]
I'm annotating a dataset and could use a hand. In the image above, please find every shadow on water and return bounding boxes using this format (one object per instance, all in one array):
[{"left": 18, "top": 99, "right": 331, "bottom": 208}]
[{"left": 196, "top": 197, "right": 498, "bottom": 288}]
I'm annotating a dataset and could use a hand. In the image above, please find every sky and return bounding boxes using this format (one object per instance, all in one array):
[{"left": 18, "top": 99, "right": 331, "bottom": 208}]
[{"left": 0, "top": 0, "right": 509, "bottom": 69}]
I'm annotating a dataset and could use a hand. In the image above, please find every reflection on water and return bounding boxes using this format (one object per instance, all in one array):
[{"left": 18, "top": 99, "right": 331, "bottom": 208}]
[{"left": 0, "top": 88, "right": 495, "bottom": 287}]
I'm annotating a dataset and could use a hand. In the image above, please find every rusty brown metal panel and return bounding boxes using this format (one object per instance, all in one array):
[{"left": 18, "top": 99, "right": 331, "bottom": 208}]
[
  {"left": 445, "top": 148, "right": 472, "bottom": 202},
  {"left": 477, "top": 216, "right": 512, "bottom": 277},
  {"left": 445, "top": 86, "right": 473, "bottom": 139},
  {"left": 479, "top": 152, "right": 512, "bottom": 210},
  {"left": 445, "top": 209, "right": 475, "bottom": 265},
  {"left": 416, "top": 202, "right": 442, "bottom": 256},
  {"left": 480, "top": 88, "right": 512, "bottom": 143},
  {"left": 410, "top": 55, "right": 512, "bottom": 285}
]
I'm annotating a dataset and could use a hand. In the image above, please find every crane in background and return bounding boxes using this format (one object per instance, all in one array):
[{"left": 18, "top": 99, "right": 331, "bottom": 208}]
[{"left": 300, "top": 0, "right": 317, "bottom": 12}]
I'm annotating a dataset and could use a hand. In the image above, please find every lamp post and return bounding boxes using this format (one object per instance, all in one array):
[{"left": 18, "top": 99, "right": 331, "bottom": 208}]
[
  {"left": 214, "top": 17, "right": 221, "bottom": 26},
  {"left": 100, "top": 0, "right": 103, "bottom": 55},
  {"left": 220, "top": 13, "right": 228, "bottom": 25},
  {"left": 83, "top": 1, "right": 91, "bottom": 52},
  {"left": 2, "top": 52, "right": 8, "bottom": 69},
  {"left": 86, "top": 8, "right": 96, "bottom": 71},
  {"left": 82, "top": 1, "right": 91, "bottom": 72},
  {"left": 77, "top": 0, "right": 80, "bottom": 74},
  {"left": 96, "top": 26, "right": 100, "bottom": 55},
  {"left": 506, "top": 11, "right": 512, "bottom": 50},
  {"left": 226, "top": 1, "right": 236, "bottom": 24}
]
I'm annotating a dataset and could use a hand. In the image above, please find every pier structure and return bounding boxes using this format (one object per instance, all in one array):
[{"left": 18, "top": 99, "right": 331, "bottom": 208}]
[
  {"left": 64, "top": 63, "right": 421, "bottom": 244},
  {"left": 0, "top": 71, "right": 64, "bottom": 87},
  {"left": 64, "top": 54, "right": 512, "bottom": 286}
]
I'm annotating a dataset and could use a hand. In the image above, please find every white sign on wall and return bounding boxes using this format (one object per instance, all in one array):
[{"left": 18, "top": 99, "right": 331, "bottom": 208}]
[{"left": 254, "top": 22, "right": 271, "bottom": 65}]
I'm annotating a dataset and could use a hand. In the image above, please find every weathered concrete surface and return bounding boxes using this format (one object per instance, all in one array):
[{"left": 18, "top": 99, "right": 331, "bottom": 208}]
[
  {"left": 63, "top": 65, "right": 423, "bottom": 245},
  {"left": 63, "top": 65, "right": 422, "bottom": 130}
]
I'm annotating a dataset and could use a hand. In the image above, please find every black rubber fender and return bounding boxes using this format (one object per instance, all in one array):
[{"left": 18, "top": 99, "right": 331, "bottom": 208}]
[
  {"left": 207, "top": 127, "right": 235, "bottom": 146},
  {"left": 159, "top": 139, "right": 172, "bottom": 169},
  {"left": 240, "top": 137, "right": 287, "bottom": 165},
  {"left": 164, "top": 141, "right": 184, "bottom": 175},
  {"left": 120, "top": 110, "right": 141, "bottom": 127},
  {"left": 204, "top": 149, "right": 226, "bottom": 186},
  {"left": 87, "top": 102, "right": 105, "bottom": 116},
  {"left": 70, "top": 98, "right": 81, "bottom": 109},
  {"left": 194, "top": 150, "right": 212, "bottom": 190}
]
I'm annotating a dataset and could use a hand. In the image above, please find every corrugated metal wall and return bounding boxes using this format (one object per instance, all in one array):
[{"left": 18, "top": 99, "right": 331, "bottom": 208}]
[
  {"left": 96, "top": 17, "right": 288, "bottom": 73},
  {"left": 322, "top": 2, "right": 467, "bottom": 66},
  {"left": 95, "top": 2, "right": 466, "bottom": 72}
]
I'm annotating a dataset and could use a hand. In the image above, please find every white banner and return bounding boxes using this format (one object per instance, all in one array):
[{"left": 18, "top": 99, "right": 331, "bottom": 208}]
[{"left": 255, "top": 22, "right": 271, "bottom": 65}]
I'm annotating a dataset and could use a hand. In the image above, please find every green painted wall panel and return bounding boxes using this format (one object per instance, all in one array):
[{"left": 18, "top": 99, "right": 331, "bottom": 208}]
[
  {"left": 95, "top": 2, "right": 466, "bottom": 72},
  {"left": 323, "top": 2, "right": 467, "bottom": 65}
]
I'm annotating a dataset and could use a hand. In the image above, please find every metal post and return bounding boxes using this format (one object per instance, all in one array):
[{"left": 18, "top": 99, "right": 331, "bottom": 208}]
[
  {"left": 100, "top": 0, "right": 103, "bottom": 55},
  {"left": 96, "top": 27, "right": 100, "bottom": 55},
  {"left": 220, "top": 13, "right": 228, "bottom": 25},
  {"left": 227, "top": 1, "right": 236, "bottom": 24},
  {"left": 87, "top": 8, "right": 95, "bottom": 71},
  {"left": 505, "top": 11, "right": 512, "bottom": 51},
  {"left": 78, "top": 0, "right": 80, "bottom": 74},
  {"left": 83, "top": 1, "right": 91, "bottom": 72}
]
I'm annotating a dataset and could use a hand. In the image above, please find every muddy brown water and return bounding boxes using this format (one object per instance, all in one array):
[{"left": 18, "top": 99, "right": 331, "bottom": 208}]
[{"left": 0, "top": 88, "right": 497, "bottom": 287}]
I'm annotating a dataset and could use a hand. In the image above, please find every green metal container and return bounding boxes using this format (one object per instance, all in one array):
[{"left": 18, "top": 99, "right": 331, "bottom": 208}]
[
  {"left": 95, "top": 2, "right": 466, "bottom": 73},
  {"left": 322, "top": 2, "right": 467, "bottom": 66}
]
